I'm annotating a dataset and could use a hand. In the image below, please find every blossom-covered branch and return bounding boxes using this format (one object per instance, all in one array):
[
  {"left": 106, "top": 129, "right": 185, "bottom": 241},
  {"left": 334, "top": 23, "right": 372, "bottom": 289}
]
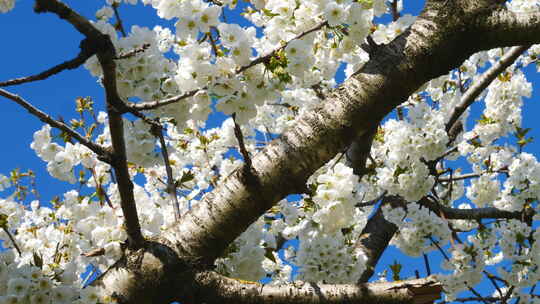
[
  {"left": 419, "top": 196, "right": 526, "bottom": 221},
  {"left": 35, "top": 0, "right": 145, "bottom": 248},
  {"left": 445, "top": 45, "right": 530, "bottom": 132},
  {"left": 129, "top": 21, "right": 329, "bottom": 111}
]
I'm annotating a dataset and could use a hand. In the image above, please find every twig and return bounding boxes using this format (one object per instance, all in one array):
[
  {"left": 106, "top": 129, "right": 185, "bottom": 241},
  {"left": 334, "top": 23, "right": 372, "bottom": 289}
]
[
  {"left": 129, "top": 21, "right": 329, "bottom": 111},
  {"left": 437, "top": 169, "right": 507, "bottom": 183},
  {"left": 115, "top": 44, "right": 150, "bottom": 60},
  {"left": 440, "top": 296, "right": 501, "bottom": 303},
  {"left": 430, "top": 236, "right": 450, "bottom": 261},
  {"left": 356, "top": 191, "right": 387, "bottom": 208},
  {"left": 91, "top": 167, "right": 114, "bottom": 208},
  {"left": 0, "top": 89, "right": 111, "bottom": 162},
  {"left": 112, "top": 3, "right": 127, "bottom": 37},
  {"left": 430, "top": 237, "right": 490, "bottom": 304},
  {"left": 235, "top": 21, "right": 328, "bottom": 74},
  {"left": 391, "top": 0, "right": 400, "bottom": 22},
  {"left": 151, "top": 123, "right": 182, "bottom": 221},
  {"left": 0, "top": 50, "right": 93, "bottom": 87},
  {"left": 208, "top": 28, "right": 220, "bottom": 57},
  {"left": 437, "top": 172, "right": 481, "bottom": 182},
  {"left": 128, "top": 89, "right": 200, "bottom": 111},
  {"left": 483, "top": 270, "right": 504, "bottom": 299},
  {"left": 2, "top": 226, "right": 22, "bottom": 256},
  {"left": 232, "top": 113, "right": 252, "bottom": 171},
  {"left": 423, "top": 253, "right": 431, "bottom": 275}
]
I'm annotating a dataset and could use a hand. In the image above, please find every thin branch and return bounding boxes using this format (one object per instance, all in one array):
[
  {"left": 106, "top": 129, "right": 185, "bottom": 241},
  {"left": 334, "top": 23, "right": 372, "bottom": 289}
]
[
  {"left": 445, "top": 45, "right": 530, "bottom": 132},
  {"left": 419, "top": 196, "right": 524, "bottom": 221},
  {"left": 0, "top": 50, "right": 93, "bottom": 87},
  {"left": 208, "top": 28, "right": 220, "bottom": 57},
  {"left": 467, "top": 287, "right": 491, "bottom": 304},
  {"left": 231, "top": 113, "right": 261, "bottom": 189},
  {"left": 355, "top": 191, "right": 387, "bottom": 208},
  {"left": 423, "top": 253, "right": 431, "bottom": 276},
  {"left": 151, "top": 123, "right": 182, "bottom": 221},
  {"left": 391, "top": 0, "right": 401, "bottom": 22},
  {"left": 436, "top": 170, "right": 509, "bottom": 182},
  {"left": 232, "top": 113, "right": 253, "bottom": 171},
  {"left": 355, "top": 203, "right": 398, "bottom": 283},
  {"left": 235, "top": 21, "right": 327, "bottom": 74},
  {"left": 483, "top": 270, "right": 504, "bottom": 299},
  {"left": 430, "top": 237, "right": 490, "bottom": 304},
  {"left": 91, "top": 167, "right": 114, "bottom": 208},
  {"left": 0, "top": 89, "right": 111, "bottom": 162},
  {"left": 129, "top": 21, "right": 328, "bottom": 111},
  {"left": 440, "top": 296, "right": 502, "bottom": 303},
  {"left": 128, "top": 89, "right": 200, "bottom": 111},
  {"left": 112, "top": 3, "right": 127, "bottom": 37},
  {"left": 115, "top": 43, "right": 150, "bottom": 60},
  {"left": 437, "top": 172, "right": 481, "bottom": 182},
  {"left": 2, "top": 227, "right": 22, "bottom": 256},
  {"left": 35, "top": 0, "right": 145, "bottom": 248},
  {"left": 390, "top": 0, "right": 404, "bottom": 125}
]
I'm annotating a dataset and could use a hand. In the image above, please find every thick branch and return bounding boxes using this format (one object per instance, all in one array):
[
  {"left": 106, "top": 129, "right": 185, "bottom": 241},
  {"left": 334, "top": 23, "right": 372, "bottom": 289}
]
[
  {"left": 0, "top": 88, "right": 110, "bottom": 161},
  {"left": 345, "top": 128, "right": 399, "bottom": 283},
  {"left": 165, "top": 1, "right": 540, "bottom": 263},
  {"left": 34, "top": 0, "right": 103, "bottom": 39},
  {"left": 192, "top": 271, "right": 442, "bottom": 304},
  {"left": 477, "top": 8, "right": 540, "bottom": 49},
  {"left": 356, "top": 207, "right": 398, "bottom": 283}
]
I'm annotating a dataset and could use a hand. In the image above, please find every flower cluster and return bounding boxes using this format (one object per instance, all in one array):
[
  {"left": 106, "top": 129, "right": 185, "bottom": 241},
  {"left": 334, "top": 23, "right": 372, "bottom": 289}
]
[
  {"left": 85, "top": 24, "right": 177, "bottom": 102},
  {"left": 0, "top": 0, "right": 14, "bottom": 13},
  {"left": 31, "top": 125, "right": 106, "bottom": 183},
  {"left": 4, "top": 0, "right": 540, "bottom": 302},
  {"left": 374, "top": 101, "right": 448, "bottom": 201},
  {"left": 383, "top": 203, "right": 451, "bottom": 256}
]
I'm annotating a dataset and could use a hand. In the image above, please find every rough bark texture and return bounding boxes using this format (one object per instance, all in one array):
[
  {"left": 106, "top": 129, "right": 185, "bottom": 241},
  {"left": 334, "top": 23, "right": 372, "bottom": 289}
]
[
  {"left": 18, "top": 0, "right": 540, "bottom": 303},
  {"left": 189, "top": 271, "right": 441, "bottom": 304},
  {"left": 166, "top": 0, "right": 505, "bottom": 263},
  {"left": 356, "top": 208, "right": 398, "bottom": 283}
]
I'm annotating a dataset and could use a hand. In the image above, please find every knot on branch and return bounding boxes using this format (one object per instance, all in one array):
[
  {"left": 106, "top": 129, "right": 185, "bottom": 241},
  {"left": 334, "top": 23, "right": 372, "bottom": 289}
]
[
  {"left": 80, "top": 34, "right": 117, "bottom": 58},
  {"left": 360, "top": 35, "right": 382, "bottom": 56},
  {"left": 105, "top": 240, "right": 189, "bottom": 304}
]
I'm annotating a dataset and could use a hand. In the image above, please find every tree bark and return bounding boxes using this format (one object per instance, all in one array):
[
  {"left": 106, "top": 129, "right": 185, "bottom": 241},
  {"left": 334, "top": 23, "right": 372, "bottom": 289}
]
[{"left": 26, "top": 0, "right": 540, "bottom": 302}]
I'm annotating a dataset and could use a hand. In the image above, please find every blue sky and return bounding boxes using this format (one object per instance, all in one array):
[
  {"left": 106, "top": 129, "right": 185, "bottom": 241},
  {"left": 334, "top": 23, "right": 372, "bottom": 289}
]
[
  {"left": 0, "top": 0, "right": 426, "bottom": 203},
  {"left": 2, "top": 0, "right": 540, "bottom": 301}
]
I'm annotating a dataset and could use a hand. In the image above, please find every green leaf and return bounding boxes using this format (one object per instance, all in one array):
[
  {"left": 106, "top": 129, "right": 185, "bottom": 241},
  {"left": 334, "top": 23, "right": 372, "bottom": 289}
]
[
  {"left": 264, "top": 248, "right": 277, "bottom": 263},
  {"left": 179, "top": 171, "right": 195, "bottom": 185},
  {"left": 0, "top": 213, "right": 8, "bottom": 228},
  {"left": 389, "top": 260, "right": 402, "bottom": 281},
  {"left": 477, "top": 115, "right": 497, "bottom": 125},
  {"left": 33, "top": 252, "right": 43, "bottom": 269},
  {"left": 261, "top": 8, "right": 279, "bottom": 17}
]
